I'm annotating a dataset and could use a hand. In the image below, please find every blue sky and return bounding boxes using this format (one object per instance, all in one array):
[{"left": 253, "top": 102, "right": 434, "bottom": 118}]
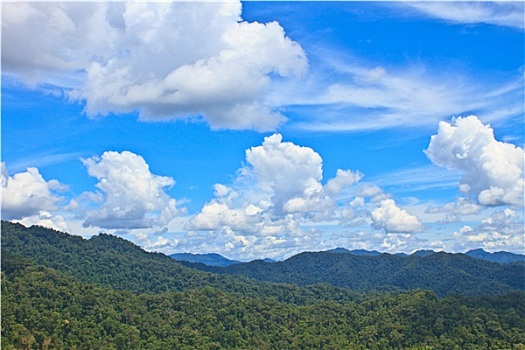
[{"left": 2, "top": 1, "right": 524, "bottom": 260}]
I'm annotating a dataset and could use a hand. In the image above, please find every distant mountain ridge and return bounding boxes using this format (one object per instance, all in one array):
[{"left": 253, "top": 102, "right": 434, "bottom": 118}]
[
  {"left": 170, "top": 252, "right": 240, "bottom": 266},
  {"left": 323, "top": 247, "right": 524, "bottom": 263},
  {"left": 185, "top": 250, "right": 525, "bottom": 297},
  {"left": 465, "top": 248, "right": 525, "bottom": 263},
  {"left": 2, "top": 221, "right": 524, "bottom": 297}
]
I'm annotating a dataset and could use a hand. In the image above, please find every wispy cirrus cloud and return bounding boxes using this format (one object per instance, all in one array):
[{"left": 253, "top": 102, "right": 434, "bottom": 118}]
[
  {"left": 7, "top": 152, "right": 85, "bottom": 173},
  {"left": 401, "top": 2, "right": 524, "bottom": 30},
  {"left": 277, "top": 60, "right": 523, "bottom": 132}
]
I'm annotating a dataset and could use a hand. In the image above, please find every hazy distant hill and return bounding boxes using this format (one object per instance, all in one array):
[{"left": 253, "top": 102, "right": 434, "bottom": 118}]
[
  {"left": 170, "top": 252, "right": 240, "bottom": 266},
  {"left": 466, "top": 248, "right": 525, "bottom": 263},
  {"left": 188, "top": 250, "right": 525, "bottom": 297},
  {"left": 325, "top": 248, "right": 382, "bottom": 256},
  {"left": 324, "top": 247, "right": 524, "bottom": 262}
]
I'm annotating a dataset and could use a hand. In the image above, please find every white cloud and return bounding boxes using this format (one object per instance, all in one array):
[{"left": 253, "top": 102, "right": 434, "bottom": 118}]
[
  {"left": 426, "top": 115, "right": 524, "bottom": 207},
  {"left": 1, "top": 162, "right": 66, "bottom": 220},
  {"left": 329, "top": 229, "right": 429, "bottom": 255},
  {"left": 80, "top": 151, "right": 185, "bottom": 229},
  {"left": 243, "top": 133, "right": 332, "bottom": 216},
  {"left": 453, "top": 209, "right": 524, "bottom": 253},
  {"left": 371, "top": 199, "right": 424, "bottom": 233},
  {"left": 324, "top": 169, "right": 363, "bottom": 197},
  {"left": 402, "top": 2, "right": 524, "bottom": 29},
  {"left": 3, "top": 2, "right": 307, "bottom": 131},
  {"left": 13, "top": 211, "right": 71, "bottom": 233},
  {"left": 426, "top": 197, "right": 482, "bottom": 216},
  {"left": 186, "top": 134, "right": 364, "bottom": 259},
  {"left": 283, "top": 61, "right": 523, "bottom": 132}
]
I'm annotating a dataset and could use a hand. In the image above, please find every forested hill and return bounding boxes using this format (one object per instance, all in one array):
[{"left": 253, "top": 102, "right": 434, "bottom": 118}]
[
  {"left": 3, "top": 221, "right": 525, "bottom": 349},
  {"left": 3, "top": 221, "right": 524, "bottom": 297},
  {"left": 182, "top": 250, "right": 525, "bottom": 297},
  {"left": 0, "top": 221, "right": 362, "bottom": 304},
  {"left": 4, "top": 254, "right": 525, "bottom": 349}
]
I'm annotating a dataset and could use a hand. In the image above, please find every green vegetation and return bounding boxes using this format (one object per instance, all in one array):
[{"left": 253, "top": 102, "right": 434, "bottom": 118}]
[
  {"left": 0, "top": 222, "right": 363, "bottom": 304},
  {"left": 2, "top": 221, "right": 525, "bottom": 349},
  {"left": 190, "top": 250, "right": 525, "bottom": 296}
]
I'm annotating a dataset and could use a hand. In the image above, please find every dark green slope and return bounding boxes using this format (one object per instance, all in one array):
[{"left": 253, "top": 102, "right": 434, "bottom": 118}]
[
  {"left": 3, "top": 254, "right": 525, "bottom": 350},
  {"left": 186, "top": 251, "right": 525, "bottom": 296},
  {"left": 0, "top": 221, "right": 360, "bottom": 304}
]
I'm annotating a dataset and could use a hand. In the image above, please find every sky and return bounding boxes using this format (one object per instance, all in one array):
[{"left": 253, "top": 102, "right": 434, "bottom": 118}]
[{"left": 1, "top": 1, "right": 524, "bottom": 260}]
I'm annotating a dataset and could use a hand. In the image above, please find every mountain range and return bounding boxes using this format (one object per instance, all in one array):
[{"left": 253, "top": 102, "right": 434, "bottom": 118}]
[
  {"left": 2, "top": 221, "right": 524, "bottom": 297},
  {"left": 2, "top": 221, "right": 525, "bottom": 349},
  {"left": 180, "top": 250, "right": 525, "bottom": 297},
  {"left": 170, "top": 247, "right": 524, "bottom": 267}
]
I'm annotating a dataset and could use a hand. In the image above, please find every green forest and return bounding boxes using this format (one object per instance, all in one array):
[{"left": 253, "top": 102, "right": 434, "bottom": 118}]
[{"left": 2, "top": 221, "right": 525, "bottom": 349}]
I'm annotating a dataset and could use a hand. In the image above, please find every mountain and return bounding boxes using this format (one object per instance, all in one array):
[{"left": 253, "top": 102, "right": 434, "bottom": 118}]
[
  {"left": 187, "top": 250, "right": 525, "bottom": 297},
  {"left": 2, "top": 221, "right": 524, "bottom": 298},
  {"left": 411, "top": 250, "right": 436, "bottom": 257},
  {"left": 4, "top": 253, "right": 525, "bottom": 350},
  {"left": 466, "top": 248, "right": 525, "bottom": 263},
  {"left": 0, "top": 221, "right": 361, "bottom": 304},
  {"left": 325, "top": 248, "right": 382, "bottom": 256},
  {"left": 324, "top": 247, "right": 525, "bottom": 262},
  {"left": 2, "top": 221, "right": 525, "bottom": 349},
  {"left": 170, "top": 252, "right": 240, "bottom": 266}
]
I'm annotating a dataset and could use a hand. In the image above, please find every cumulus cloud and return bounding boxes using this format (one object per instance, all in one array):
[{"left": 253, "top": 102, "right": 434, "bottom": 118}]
[
  {"left": 1, "top": 162, "right": 66, "bottom": 220},
  {"left": 3, "top": 2, "right": 307, "bottom": 131},
  {"left": 243, "top": 134, "right": 336, "bottom": 216},
  {"left": 371, "top": 199, "right": 424, "bottom": 233},
  {"left": 453, "top": 209, "right": 524, "bottom": 253},
  {"left": 14, "top": 211, "right": 71, "bottom": 233},
  {"left": 324, "top": 169, "right": 363, "bottom": 197},
  {"left": 184, "top": 134, "right": 430, "bottom": 258},
  {"left": 426, "top": 116, "right": 524, "bottom": 207},
  {"left": 186, "top": 134, "right": 363, "bottom": 259},
  {"left": 80, "top": 151, "right": 185, "bottom": 229}
]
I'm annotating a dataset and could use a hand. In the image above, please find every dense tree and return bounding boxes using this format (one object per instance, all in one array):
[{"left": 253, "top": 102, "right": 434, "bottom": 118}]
[
  {"left": 2, "top": 256, "right": 524, "bottom": 349},
  {"left": 2, "top": 221, "right": 525, "bottom": 349},
  {"left": 1, "top": 222, "right": 362, "bottom": 304},
  {"left": 188, "top": 250, "right": 525, "bottom": 296}
]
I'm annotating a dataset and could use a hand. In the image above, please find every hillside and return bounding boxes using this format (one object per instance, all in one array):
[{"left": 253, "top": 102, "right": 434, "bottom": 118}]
[
  {"left": 3, "top": 221, "right": 524, "bottom": 297},
  {"left": 184, "top": 250, "right": 525, "bottom": 297},
  {"left": 3, "top": 252, "right": 525, "bottom": 349},
  {"left": 2, "top": 221, "right": 525, "bottom": 349},
  {"left": 0, "top": 221, "right": 360, "bottom": 304}
]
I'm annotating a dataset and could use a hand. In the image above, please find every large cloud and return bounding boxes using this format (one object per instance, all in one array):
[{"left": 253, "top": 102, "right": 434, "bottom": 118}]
[
  {"left": 426, "top": 116, "right": 524, "bottom": 207},
  {"left": 80, "top": 151, "right": 185, "bottom": 229},
  {"left": 1, "top": 162, "right": 66, "bottom": 220},
  {"left": 186, "top": 134, "right": 362, "bottom": 258},
  {"left": 2, "top": 2, "right": 306, "bottom": 131}
]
